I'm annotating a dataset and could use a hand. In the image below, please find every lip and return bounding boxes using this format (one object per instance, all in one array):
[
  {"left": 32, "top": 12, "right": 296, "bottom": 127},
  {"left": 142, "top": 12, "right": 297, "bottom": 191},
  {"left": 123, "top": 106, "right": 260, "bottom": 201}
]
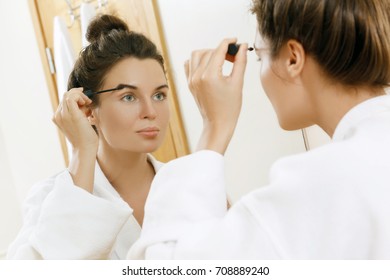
[{"left": 136, "top": 127, "right": 160, "bottom": 137}]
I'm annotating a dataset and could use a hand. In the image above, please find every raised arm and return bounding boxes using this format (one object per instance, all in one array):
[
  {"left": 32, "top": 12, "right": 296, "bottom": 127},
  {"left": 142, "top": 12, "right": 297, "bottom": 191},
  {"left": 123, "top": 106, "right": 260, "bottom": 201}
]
[
  {"left": 184, "top": 38, "right": 248, "bottom": 154},
  {"left": 52, "top": 87, "right": 98, "bottom": 192}
]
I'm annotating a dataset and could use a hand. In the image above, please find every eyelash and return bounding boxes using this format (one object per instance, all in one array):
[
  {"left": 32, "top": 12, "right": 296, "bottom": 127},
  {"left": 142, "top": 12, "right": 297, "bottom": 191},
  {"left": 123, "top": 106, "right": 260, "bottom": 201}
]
[
  {"left": 120, "top": 92, "right": 167, "bottom": 102},
  {"left": 153, "top": 92, "right": 167, "bottom": 101},
  {"left": 122, "top": 94, "right": 135, "bottom": 102}
]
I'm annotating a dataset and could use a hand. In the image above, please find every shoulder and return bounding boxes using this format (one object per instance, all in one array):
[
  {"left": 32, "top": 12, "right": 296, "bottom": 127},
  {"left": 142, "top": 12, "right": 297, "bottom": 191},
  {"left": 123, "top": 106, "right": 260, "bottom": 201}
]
[
  {"left": 268, "top": 138, "right": 360, "bottom": 191},
  {"left": 268, "top": 118, "right": 390, "bottom": 193}
]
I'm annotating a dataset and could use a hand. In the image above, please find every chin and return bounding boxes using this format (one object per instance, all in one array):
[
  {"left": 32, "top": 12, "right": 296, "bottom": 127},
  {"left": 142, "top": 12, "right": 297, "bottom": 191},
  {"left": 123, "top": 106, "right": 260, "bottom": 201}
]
[
  {"left": 138, "top": 141, "right": 162, "bottom": 154},
  {"left": 142, "top": 146, "right": 160, "bottom": 154},
  {"left": 278, "top": 119, "right": 308, "bottom": 131}
]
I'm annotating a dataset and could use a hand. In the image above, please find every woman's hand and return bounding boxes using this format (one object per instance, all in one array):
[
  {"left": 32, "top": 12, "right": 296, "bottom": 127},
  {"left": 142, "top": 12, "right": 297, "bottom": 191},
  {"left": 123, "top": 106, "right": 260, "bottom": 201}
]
[
  {"left": 52, "top": 87, "right": 98, "bottom": 151},
  {"left": 52, "top": 88, "right": 98, "bottom": 192},
  {"left": 184, "top": 38, "right": 248, "bottom": 154}
]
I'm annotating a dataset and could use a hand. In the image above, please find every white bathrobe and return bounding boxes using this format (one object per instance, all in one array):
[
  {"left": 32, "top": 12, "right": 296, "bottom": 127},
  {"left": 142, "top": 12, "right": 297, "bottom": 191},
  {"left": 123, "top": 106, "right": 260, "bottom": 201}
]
[
  {"left": 128, "top": 95, "right": 390, "bottom": 259},
  {"left": 7, "top": 155, "right": 162, "bottom": 259}
]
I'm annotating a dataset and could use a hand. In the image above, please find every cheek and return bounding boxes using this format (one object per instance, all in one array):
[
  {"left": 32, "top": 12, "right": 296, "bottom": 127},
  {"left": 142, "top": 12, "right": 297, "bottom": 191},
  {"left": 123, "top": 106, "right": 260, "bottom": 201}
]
[
  {"left": 259, "top": 61, "right": 292, "bottom": 128},
  {"left": 259, "top": 63, "right": 312, "bottom": 130},
  {"left": 96, "top": 105, "right": 138, "bottom": 132},
  {"left": 156, "top": 102, "right": 171, "bottom": 128},
  {"left": 260, "top": 60, "right": 278, "bottom": 103}
]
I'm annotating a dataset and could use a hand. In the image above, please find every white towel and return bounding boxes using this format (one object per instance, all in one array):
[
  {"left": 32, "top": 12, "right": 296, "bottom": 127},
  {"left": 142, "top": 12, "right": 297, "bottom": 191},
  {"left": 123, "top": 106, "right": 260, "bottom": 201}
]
[
  {"left": 53, "top": 16, "right": 76, "bottom": 160},
  {"left": 80, "top": 3, "right": 96, "bottom": 47},
  {"left": 53, "top": 16, "right": 75, "bottom": 98}
]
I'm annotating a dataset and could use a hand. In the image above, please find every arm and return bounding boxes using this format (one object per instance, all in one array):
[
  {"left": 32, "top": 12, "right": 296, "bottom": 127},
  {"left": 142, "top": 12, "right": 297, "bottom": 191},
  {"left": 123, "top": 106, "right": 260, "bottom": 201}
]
[
  {"left": 128, "top": 151, "right": 279, "bottom": 259},
  {"left": 52, "top": 87, "right": 98, "bottom": 193},
  {"left": 7, "top": 89, "right": 130, "bottom": 259},
  {"left": 128, "top": 39, "right": 249, "bottom": 259},
  {"left": 185, "top": 39, "right": 248, "bottom": 154}
]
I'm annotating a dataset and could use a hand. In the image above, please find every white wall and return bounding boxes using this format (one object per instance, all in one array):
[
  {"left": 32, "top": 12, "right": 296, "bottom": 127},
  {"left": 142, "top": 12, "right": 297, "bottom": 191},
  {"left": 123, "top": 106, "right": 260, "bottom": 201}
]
[
  {"left": 0, "top": 0, "right": 65, "bottom": 256},
  {"left": 157, "top": 0, "right": 308, "bottom": 202},
  {"left": 0, "top": 123, "right": 21, "bottom": 259}
]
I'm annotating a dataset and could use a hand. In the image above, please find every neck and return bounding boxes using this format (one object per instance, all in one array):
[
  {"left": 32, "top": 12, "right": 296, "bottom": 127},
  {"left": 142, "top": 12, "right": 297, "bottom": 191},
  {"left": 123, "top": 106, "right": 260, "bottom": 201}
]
[
  {"left": 310, "top": 84, "right": 385, "bottom": 137},
  {"left": 96, "top": 143, "right": 153, "bottom": 192},
  {"left": 299, "top": 56, "right": 387, "bottom": 137}
]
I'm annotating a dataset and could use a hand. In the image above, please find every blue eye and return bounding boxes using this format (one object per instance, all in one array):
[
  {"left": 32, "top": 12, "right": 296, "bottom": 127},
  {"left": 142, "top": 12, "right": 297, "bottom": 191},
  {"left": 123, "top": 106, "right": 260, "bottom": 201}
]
[
  {"left": 122, "top": 95, "right": 136, "bottom": 102},
  {"left": 153, "top": 92, "right": 166, "bottom": 101}
]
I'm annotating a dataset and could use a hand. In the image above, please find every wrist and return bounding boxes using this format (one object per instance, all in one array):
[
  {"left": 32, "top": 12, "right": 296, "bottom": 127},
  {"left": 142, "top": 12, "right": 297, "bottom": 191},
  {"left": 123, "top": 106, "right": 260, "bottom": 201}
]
[
  {"left": 68, "top": 147, "right": 97, "bottom": 193},
  {"left": 197, "top": 121, "right": 236, "bottom": 155},
  {"left": 71, "top": 145, "right": 98, "bottom": 157}
]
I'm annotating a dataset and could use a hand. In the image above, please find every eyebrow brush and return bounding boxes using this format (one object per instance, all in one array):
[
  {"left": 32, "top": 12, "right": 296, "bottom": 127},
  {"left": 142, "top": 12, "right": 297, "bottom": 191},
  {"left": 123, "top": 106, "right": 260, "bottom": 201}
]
[{"left": 83, "top": 84, "right": 126, "bottom": 99}]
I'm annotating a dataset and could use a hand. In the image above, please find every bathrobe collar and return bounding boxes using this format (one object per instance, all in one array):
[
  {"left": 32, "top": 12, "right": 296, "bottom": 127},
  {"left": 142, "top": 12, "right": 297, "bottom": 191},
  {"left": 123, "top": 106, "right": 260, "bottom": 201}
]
[
  {"left": 333, "top": 94, "right": 390, "bottom": 141},
  {"left": 92, "top": 153, "right": 163, "bottom": 203},
  {"left": 91, "top": 154, "right": 163, "bottom": 259}
]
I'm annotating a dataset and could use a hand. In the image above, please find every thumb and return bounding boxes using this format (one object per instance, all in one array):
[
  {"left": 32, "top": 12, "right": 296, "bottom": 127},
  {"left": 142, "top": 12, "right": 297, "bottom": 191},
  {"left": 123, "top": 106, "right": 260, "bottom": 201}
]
[{"left": 230, "top": 43, "right": 248, "bottom": 81}]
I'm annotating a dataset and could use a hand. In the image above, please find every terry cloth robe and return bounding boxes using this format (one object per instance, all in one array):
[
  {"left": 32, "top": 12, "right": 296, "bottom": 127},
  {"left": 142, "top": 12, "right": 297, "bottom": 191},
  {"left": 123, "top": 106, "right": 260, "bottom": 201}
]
[{"left": 7, "top": 155, "right": 162, "bottom": 259}]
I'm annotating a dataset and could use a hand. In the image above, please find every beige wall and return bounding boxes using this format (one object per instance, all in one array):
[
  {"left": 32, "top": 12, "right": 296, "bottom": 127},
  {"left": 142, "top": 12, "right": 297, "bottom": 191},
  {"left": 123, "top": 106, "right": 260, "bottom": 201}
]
[{"left": 0, "top": 0, "right": 65, "bottom": 255}]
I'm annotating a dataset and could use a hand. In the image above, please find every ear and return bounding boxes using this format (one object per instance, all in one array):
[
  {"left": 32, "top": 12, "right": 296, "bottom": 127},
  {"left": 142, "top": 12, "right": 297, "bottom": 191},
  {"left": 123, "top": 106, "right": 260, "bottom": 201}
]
[{"left": 285, "top": 39, "right": 305, "bottom": 78}]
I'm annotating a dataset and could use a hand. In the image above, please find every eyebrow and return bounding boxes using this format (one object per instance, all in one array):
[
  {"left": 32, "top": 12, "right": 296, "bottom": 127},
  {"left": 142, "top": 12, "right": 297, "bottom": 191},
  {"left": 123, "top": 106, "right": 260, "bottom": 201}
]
[{"left": 115, "top": 83, "right": 169, "bottom": 91}]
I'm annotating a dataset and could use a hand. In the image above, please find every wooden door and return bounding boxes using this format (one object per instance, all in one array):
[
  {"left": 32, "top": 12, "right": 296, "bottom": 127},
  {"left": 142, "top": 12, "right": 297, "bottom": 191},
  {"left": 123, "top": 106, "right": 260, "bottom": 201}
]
[{"left": 28, "top": 0, "right": 189, "bottom": 164}]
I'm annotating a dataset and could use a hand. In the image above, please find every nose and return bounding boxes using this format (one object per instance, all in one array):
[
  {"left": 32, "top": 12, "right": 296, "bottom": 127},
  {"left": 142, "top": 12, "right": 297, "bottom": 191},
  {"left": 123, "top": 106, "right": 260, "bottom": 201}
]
[{"left": 139, "top": 99, "right": 157, "bottom": 120}]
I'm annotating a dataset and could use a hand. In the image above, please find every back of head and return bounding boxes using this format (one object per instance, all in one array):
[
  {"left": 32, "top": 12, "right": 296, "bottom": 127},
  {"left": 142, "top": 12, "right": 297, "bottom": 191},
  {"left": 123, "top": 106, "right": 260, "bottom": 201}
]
[
  {"left": 67, "top": 14, "right": 165, "bottom": 104},
  {"left": 251, "top": 0, "right": 390, "bottom": 88}
]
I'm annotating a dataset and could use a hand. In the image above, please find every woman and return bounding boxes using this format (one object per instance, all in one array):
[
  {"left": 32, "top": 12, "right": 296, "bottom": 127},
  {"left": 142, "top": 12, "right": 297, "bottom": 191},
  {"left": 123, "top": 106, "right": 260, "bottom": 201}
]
[
  {"left": 129, "top": 0, "right": 390, "bottom": 259},
  {"left": 7, "top": 14, "right": 170, "bottom": 259}
]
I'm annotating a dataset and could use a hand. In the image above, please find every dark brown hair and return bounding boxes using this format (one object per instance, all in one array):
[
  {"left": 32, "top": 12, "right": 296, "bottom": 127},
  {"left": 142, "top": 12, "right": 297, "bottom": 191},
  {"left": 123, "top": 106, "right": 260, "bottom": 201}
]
[
  {"left": 67, "top": 14, "right": 165, "bottom": 106},
  {"left": 251, "top": 0, "right": 390, "bottom": 87}
]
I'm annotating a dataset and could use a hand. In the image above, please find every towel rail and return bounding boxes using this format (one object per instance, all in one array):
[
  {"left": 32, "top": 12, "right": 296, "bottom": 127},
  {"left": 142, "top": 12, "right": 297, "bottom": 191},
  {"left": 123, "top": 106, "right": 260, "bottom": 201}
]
[{"left": 65, "top": 0, "right": 108, "bottom": 28}]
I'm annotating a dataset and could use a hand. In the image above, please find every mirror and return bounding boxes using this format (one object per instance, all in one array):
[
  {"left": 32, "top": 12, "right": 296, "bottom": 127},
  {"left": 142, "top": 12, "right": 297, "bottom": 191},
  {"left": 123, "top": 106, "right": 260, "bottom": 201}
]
[{"left": 0, "top": 0, "right": 330, "bottom": 258}]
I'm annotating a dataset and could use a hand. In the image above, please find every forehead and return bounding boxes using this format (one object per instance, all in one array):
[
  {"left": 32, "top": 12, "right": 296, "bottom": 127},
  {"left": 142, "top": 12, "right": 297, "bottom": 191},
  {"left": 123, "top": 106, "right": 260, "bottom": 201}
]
[{"left": 102, "top": 57, "right": 166, "bottom": 88}]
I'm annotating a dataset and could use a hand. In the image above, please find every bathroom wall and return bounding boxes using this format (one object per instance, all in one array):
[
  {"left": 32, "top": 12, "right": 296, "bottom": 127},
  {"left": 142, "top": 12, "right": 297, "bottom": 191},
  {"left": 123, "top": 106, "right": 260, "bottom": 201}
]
[{"left": 0, "top": 0, "right": 65, "bottom": 256}]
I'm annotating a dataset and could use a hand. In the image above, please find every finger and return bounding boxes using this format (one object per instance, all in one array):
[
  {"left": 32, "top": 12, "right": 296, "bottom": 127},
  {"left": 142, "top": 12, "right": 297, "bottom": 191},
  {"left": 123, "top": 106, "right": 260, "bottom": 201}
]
[
  {"left": 67, "top": 92, "right": 93, "bottom": 119},
  {"left": 191, "top": 50, "right": 214, "bottom": 90},
  {"left": 230, "top": 43, "right": 248, "bottom": 80},
  {"left": 68, "top": 90, "right": 89, "bottom": 107},
  {"left": 52, "top": 100, "right": 63, "bottom": 123},
  {"left": 187, "top": 49, "right": 208, "bottom": 91},
  {"left": 184, "top": 60, "right": 190, "bottom": 82},
  {"left": 80, "top": 90, "right": 93, "bottom": 105},
  {"left": 189, "top": 49, "right": 208, "bottom": 79},
  {"left": 66, "top": 87, "right": 92, "bottom": 105},
  {"left": 193, "top": 50, "right": 213, "bottom": 77},
  {"left": 64, "top": 87, "right": 83, "bottom": 97},
  {"left": 63, "top": 90, "right": 85, "bottom": 114},
  {"left": 52, "top": 104, "right": 64, "bottom": 127},
  {"left": 66, "top": 96, "right": 84, "bottom": 119},
  {"left": 206, "top": 38, "right": 237, "bottom": 75}
]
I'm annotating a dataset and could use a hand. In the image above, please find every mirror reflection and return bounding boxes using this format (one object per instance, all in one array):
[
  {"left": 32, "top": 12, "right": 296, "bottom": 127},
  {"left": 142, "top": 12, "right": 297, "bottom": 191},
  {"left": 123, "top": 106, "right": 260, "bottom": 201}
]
[{"left": 0, "top": 0, "right": 331, "bottom": 260}]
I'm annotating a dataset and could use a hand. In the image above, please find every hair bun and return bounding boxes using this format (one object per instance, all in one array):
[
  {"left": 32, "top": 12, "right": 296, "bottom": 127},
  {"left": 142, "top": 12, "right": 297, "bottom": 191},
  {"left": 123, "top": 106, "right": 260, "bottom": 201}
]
[{"left": 86, "top": 14, "right": 129, "bottom": 43}]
